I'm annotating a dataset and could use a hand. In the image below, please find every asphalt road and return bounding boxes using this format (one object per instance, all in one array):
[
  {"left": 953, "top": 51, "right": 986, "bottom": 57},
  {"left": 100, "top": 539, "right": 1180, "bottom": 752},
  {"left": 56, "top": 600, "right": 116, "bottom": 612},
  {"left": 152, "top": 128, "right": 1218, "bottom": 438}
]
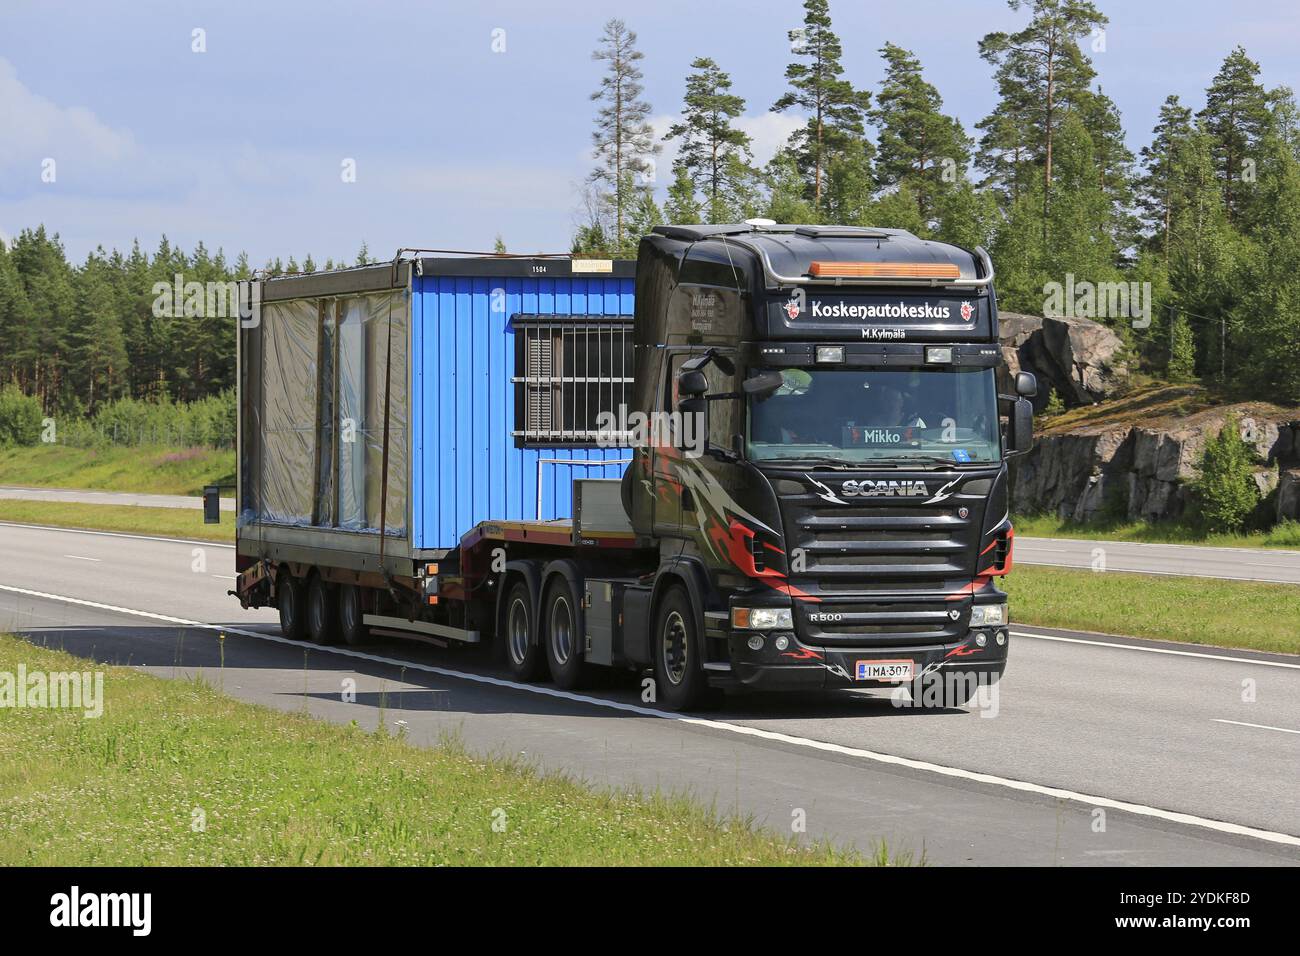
[
  {"left": 1015, "top": 535, "right": 1300, "bottom": 585},
  {"left": 0, "top": 486, "right": 235, "bottom": 511},
  {"left": 1, "top": 521, "right": 1298, "bottom": 866}
]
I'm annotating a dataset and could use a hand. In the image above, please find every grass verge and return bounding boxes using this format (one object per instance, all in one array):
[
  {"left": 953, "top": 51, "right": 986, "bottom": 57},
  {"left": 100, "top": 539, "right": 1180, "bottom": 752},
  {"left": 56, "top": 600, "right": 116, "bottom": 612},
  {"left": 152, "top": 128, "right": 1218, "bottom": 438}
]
[
  {"left": 0, "top": 444, "right": 234, "bottom": 497},
  {"left": 0, "top": 634, "right": 876, "bottom": 866},
  {"left": 0, "top": 500, "right": 234, "bottom": 543},
  {"left": 1014, "top": 513, "right": 1300, "bottom": 550},
  {"left": 1004, "top": 565, "right": 1300, "bottom": 655}
]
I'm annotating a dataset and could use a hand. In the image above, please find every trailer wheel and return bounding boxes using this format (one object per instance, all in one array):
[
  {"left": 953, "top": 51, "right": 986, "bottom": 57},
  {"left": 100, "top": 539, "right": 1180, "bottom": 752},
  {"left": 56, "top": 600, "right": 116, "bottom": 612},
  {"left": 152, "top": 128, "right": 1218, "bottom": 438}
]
[
  {"left": 543, "top": 576, "right": 586, "bottom": 690},
  {"left": 503, "top": 579, "right": 545, "bottom": 681},
  {"left": 306, "top": 574, "right": 339, "bottom": 645},
  {"left": 338, "top": 584, "right": 370, "bottom": 646},
  {"left": 652, "top": 585, "right": 707, "bottom": 711},
  {"left": 277, "top": 571, "right": 306, "bottom": 641}
]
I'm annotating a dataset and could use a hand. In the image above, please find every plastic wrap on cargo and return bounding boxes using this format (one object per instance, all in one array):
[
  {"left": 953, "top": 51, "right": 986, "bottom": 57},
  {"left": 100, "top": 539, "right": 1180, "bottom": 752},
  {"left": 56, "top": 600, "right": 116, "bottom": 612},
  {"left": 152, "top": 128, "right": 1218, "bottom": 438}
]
[
  {"left": 366, "top": 290, "right": 407, "bottom": 536},
  {"left": 336, "top": 297, "right": 367, "bottom": 530},
  {"left": 333, "top": 290, "right": 408, "bottom": 535},
  {"left": 259, "top": 298, "right": 319, "bottom": 525}
]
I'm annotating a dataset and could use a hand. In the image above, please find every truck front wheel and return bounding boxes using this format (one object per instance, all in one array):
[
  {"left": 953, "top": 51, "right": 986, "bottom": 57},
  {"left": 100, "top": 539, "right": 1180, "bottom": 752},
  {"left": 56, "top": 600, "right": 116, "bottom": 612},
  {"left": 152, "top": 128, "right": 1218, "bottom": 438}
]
[
  {"left": 503, "top": 579, "right": 545, "bottom": 682},
  {"left": 653, "top": 585, "right": 707, "bottom": 711},
  {"left": 277, "top": 571, "right": 306, "bottom": 641}
]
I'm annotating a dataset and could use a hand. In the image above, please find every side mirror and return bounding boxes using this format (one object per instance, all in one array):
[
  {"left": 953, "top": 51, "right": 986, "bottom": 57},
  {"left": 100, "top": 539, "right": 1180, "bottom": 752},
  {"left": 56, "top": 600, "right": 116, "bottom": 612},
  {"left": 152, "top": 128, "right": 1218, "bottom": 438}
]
[
  {"left": 1015, "top": 371, "right": 1038, "bottom": 398},
  {"left": 1006, "top": 398, "right": 1034, "bottom": 456},
  {"left": 742, "top": 370, "right": 785, "bottom": 401},
  {"left": 677, "top": 369, "right": 708, "bottom": 400}
]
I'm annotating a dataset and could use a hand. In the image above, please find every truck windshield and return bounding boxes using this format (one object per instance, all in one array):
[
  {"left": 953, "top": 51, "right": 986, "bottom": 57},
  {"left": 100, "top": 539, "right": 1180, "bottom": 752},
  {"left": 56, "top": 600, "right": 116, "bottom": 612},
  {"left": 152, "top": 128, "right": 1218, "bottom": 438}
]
[{"left": 747, "top": 366, "right": 1000, "bottom": 464}]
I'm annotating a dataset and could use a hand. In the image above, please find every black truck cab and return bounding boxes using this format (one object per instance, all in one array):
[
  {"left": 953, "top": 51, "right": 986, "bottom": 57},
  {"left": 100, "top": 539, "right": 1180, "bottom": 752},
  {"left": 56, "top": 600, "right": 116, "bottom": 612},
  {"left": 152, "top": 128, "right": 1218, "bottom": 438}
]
[{"left": 623, "top": 222, "right": 1034, "bottom": 708}]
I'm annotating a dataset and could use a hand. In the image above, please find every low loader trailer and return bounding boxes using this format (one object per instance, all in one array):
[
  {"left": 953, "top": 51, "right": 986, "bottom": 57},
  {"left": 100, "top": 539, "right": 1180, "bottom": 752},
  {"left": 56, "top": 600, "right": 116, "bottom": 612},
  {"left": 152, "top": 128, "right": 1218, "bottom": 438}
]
[{"left": 229, "top": 223, "right": 1036, "bottom": 710}]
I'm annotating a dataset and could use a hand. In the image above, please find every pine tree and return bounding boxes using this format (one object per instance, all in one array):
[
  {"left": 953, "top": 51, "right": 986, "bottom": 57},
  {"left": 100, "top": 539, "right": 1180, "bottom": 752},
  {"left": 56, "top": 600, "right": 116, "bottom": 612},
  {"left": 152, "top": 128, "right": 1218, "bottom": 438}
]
[
  {"left": 1190, "top": 417, "right": 1258, "bottom": 533},
  {"left": 664, "top": 164, "right": 703, "bottom": 224},
  {"left": 1198, "top": 46, "right": 1270, "bottom": 225},
  {"left": 493, "top": 235, "right": 507, "bottom": 255},
  {"left": 666, "top": 57, "right": 752, "bottom": 223},
  {"left": 871, "top": 43, "right": 973, "bottom": 224},
  {"left": 588, "top": 19, "right": 659, "bottom": 250},
  {"left": 771, "top": 0, "right": 872, "bottom": 211},
  {"left": 1137, "top": 95, "right": 1195, "bottom": 257},
  {"left": 978, "top": 0, "right": 1108, "bottom": 239}
]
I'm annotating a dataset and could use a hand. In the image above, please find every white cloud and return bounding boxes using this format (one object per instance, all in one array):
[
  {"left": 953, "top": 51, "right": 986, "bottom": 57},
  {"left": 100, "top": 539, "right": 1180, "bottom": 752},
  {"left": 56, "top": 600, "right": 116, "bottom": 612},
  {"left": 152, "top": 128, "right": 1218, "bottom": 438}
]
[
  {"left": 0, "top": 57, "right": 142, "bottom": 197},
  {"left": 735, "top": 113, "right": 802, "bottom": 167}
]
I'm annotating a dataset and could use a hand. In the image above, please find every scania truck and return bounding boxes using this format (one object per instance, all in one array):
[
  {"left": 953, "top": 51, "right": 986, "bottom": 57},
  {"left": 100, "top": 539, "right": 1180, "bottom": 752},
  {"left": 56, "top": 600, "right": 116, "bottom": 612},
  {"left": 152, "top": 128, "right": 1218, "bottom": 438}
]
[{"left": 230, "top": 222, "right": 1036, "bottom": 710}]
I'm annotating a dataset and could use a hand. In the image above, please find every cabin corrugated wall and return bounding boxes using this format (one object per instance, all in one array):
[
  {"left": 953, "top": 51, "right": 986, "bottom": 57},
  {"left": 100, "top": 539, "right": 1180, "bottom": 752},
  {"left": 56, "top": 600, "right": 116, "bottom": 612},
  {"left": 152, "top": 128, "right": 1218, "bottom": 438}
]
[{"left": 411, "top": 274, "right": 635, "bottom": 550}]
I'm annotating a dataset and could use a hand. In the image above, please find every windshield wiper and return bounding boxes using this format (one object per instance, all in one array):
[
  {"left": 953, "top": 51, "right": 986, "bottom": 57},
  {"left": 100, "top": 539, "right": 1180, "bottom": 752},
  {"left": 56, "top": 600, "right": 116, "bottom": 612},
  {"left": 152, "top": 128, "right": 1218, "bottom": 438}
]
[
  {"left": 758, "top": 455, "right": 887, "bottom": 470},
  {"left": 869, "top": 455, "right": 994, "bottom": 470}
]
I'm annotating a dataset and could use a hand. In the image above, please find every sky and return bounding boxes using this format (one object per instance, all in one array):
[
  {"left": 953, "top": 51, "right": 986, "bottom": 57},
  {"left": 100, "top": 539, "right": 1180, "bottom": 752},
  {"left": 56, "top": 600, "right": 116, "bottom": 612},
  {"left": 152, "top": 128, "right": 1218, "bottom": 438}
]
[{"left": 2, "top": 0, "right": 1298, "bottom": 265}]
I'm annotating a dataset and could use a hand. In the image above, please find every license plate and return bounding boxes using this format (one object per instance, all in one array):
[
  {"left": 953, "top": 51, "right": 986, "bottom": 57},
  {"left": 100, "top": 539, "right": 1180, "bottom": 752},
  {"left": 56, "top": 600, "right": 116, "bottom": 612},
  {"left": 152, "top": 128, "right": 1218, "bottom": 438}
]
[{"left": 855, "top": 659, "right": 914, "bottom": 682}]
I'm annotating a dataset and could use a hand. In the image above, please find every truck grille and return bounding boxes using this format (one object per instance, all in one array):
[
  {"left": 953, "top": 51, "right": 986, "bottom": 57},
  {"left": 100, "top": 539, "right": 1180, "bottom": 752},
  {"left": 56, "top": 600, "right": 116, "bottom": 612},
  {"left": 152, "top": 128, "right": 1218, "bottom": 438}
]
[{"left": 773, "top": 472, "right": 992, "bottom": 649}]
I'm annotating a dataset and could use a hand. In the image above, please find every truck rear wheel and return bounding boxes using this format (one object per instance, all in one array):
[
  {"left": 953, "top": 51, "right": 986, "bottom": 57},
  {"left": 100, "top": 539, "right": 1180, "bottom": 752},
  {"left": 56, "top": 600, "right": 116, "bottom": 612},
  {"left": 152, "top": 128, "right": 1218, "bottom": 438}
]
[
  {"left": 652, "top": 585, "right": 707, "bottom": 711},
  {"left": 543, "top": 575, "right": 586, "bottom": 690},
  {"left": 277, "top": 571, "right": 306, "bottom": 641},
  {"left": 306, "top": 574, "right": 339, "bottom": 645},
  {"left": 503, "top": 579, "right": 545, "bottom": 682},
  {"left": 338, "top": 584, "right": 370, "bottom": 646}
]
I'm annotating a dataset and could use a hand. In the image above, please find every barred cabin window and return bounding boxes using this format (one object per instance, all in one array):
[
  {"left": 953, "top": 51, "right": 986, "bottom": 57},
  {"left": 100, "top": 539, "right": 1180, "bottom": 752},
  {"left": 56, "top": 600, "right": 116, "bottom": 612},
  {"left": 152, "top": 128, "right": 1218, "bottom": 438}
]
[{"left": 512, "top": 317, "right": 634, "bottom": 447}]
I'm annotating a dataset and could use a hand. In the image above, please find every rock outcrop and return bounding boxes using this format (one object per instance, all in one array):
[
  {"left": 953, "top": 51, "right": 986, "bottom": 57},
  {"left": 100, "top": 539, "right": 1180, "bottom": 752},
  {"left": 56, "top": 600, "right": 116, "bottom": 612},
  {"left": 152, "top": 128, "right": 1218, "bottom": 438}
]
[
  {"left": 1012, "top": 395, "right": 1300, "bottom": 524},
  {"left": 998, "top": 312, "right": 1129, "bottom": 408}
]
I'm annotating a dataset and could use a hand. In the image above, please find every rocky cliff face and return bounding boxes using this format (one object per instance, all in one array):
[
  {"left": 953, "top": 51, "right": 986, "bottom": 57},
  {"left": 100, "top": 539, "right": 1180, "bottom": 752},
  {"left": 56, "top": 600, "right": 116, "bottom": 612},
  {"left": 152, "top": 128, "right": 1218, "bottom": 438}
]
[
  {"left": 1010, "top": 388, "right": 1300, "bottom": 524},
  {"left": 998, "top": 312, "right": 1129, "bottom": 409}
]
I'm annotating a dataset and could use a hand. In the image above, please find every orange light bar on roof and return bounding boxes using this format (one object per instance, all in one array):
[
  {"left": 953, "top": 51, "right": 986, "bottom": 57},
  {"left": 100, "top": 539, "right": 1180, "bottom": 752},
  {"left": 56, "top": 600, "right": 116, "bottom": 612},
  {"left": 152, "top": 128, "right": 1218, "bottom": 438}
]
[{"left": 807, "top": 261, "right": 962, "bottom": 279}]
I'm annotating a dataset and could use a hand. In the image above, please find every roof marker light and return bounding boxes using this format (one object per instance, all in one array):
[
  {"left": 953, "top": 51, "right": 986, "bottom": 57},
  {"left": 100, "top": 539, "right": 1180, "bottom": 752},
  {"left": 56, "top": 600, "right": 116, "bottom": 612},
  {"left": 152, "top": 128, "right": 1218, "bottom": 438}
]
[{"left": 807, "top": 261, "right": 961, "bottom": 279}]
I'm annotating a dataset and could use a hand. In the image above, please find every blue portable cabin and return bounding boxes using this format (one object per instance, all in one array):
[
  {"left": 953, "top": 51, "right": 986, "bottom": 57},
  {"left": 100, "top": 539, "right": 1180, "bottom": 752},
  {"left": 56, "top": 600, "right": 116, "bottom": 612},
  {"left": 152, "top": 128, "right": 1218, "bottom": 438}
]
[
  {"left": 410, "top": 256, "right": 637, "bottom": 549},
  {"left": 237, "top": 255, "right": 637, "bottom": 573}
]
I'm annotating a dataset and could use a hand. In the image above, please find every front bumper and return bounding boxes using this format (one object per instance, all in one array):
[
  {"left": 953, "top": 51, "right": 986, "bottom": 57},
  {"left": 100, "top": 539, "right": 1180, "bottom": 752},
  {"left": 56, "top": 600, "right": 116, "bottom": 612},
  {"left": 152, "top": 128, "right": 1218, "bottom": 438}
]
[{"left": 719, "top": 629, "right": 1009, "bottom": 691}]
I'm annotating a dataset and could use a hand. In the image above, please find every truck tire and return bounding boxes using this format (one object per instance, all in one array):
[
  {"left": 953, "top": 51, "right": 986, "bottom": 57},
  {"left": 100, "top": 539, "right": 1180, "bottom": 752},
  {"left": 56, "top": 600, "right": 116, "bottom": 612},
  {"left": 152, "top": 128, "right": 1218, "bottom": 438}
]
[
  {"left": 503, "top": 579, "right": 545, "bottom": 682},
  {"left": 338, "top": 584, "right": 370, "bottom": 646},
  {"left": 306, "top": 574, "right": 339, "bottom": 645},
  {"left": 277, "top": 571, "right": 306, "bottom": 641},
  {"left": 620, "top": 460, "right": 635, "bottom": 520},
  {"left": 652, "top": 585, "right": 707, "bottom": 711},
  {"left": 543, "top": 575, "right": 586, "bottom": 689}
]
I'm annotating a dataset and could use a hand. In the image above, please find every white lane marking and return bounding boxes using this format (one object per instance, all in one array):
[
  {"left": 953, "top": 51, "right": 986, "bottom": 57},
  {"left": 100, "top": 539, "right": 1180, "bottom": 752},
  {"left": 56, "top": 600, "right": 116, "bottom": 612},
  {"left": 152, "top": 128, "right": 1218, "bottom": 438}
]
[
  {"left": 0, "top": 521, "right": 233, "bottom": 549},
  {"left": 1012, "top": 630, "right": 1300, "bottom": 670},
  {"left": 1213, "top": 719, "right": 1300, "bottom": 736},
  {"left": 1020, "top": 536, "right": 1300, "bottom": 557},
  {"left": 62, "top": 555, "right": 101, "bottom": 562},
  {"left": 3, "top": 582, "right": 1298, "bottom": 850},
  {"left": 1013, "top": 559, "right": 1296, "bottom": 584}
]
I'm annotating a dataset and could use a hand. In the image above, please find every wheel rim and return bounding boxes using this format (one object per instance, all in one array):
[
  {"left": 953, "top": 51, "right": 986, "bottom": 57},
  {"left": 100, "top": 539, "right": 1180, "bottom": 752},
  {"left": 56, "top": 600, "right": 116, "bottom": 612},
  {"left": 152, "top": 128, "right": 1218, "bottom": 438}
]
[
  {"left": 508, "top": 597, "right": 530, "bottom": 665},
  {"left": 661, "top": 610, "right": 688, "bottom": 685},
  {"left": 550, "top": 594, "right": 574, "bottom": 665}
]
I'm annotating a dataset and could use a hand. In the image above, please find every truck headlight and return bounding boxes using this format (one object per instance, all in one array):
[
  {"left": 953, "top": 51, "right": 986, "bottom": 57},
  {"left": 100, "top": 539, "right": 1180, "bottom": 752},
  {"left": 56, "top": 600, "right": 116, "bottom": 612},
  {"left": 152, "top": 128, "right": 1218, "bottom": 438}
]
[
  {"left": 732, "top": 607, "right": 793, "bottom": 630},
  {"left": 969, "top": 604, "right": 1007, "bottom": 627}
]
